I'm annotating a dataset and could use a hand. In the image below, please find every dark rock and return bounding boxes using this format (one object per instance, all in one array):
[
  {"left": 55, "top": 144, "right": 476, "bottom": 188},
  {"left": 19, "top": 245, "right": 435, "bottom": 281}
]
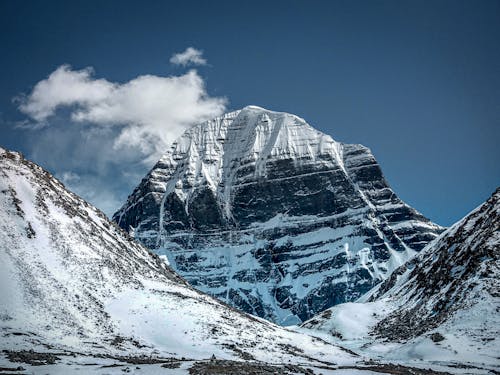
[
  {"left": 4, "top": 350, "right": 60, "bottom": 366},
  {"left": 188, "top": 359, "right": 313, "bottom": 375},
  {"left": 430, "top": 332, "right": 445, "bottom": 342}
]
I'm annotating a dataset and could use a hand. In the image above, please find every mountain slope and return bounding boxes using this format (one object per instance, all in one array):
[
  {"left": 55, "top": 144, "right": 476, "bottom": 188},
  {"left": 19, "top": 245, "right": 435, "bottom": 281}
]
[
  {"left": 0, "top": 146, "right": 360, "bottom": 370},
  {"left": 114, "top": 106, "right": 443, "bottom": 325},
  {"left": 301, "top": 188, "right": 500, "bottom": 370}
]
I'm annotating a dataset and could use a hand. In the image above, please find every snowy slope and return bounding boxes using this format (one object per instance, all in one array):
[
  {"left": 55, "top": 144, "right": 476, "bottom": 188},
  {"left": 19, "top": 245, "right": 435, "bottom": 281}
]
[
  {"left": 114, "top": 106, "right": 443, "bottom": 325},
  {"left": 0, "top": 146, "right": 362, "bottom": 370},
  {"left": 301, "top": 188, "right": 500, "bottom": 371}
]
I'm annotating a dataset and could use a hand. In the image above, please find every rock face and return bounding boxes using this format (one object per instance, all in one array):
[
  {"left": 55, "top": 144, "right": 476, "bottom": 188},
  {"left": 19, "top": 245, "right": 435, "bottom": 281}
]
[
  {"left": 301, "top": 188, "right": 500, "bottom": 369},
  {"left": 370, "top": 187, "right": 500, "bottom": 341},
  {"left": 0, "top": 146, "right": 356, "bottom": 366},
  {"left": 113, "top": 106, "right": 443, "bottom": 325}
]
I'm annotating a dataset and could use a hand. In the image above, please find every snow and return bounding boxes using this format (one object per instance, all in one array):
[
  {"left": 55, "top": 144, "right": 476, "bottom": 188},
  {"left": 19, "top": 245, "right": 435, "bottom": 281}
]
[
  {"left": 301, "top": 300, "right": 393, "bottom": 341},
  {"left": 0, "top": 124, "right": 496, "bottom": 374},
  {"left": 0, "top": 148, "right": 361, "bottom": 370},
  {"left": 0, "top": 352, "right": 402, "bottom": 375},
  {"left": 121, "top": 106, "right": 347, "bottom": 226}
]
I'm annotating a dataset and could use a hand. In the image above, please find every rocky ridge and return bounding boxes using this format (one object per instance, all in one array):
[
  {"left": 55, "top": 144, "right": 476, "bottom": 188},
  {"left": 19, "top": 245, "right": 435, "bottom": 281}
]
[{"left": 301, "top": 188, "right": 500, "bottom": 371}]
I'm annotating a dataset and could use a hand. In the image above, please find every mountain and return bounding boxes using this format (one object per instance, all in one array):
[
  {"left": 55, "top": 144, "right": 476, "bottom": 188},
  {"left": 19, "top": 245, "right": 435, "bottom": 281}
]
[
  {"left": 301, "top": 188, "right": 500, "bottom": 371},
  {"left": 0, "top": 147, "right": 361, "bottom": 372},
  {"left": 113, "top": 106, "right": 443, "bottom": 325}
]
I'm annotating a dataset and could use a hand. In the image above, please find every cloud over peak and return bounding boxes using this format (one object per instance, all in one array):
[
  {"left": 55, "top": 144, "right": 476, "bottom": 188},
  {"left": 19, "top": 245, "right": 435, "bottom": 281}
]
[
  {"left": 18, "top": 64, "right": 226, "bottom": 158},
  {"left": 17, "top": 63, "right": 226, "bottom": 216},
  {"left": 170, "top": 47, "right": 207, "bottom": 66}
]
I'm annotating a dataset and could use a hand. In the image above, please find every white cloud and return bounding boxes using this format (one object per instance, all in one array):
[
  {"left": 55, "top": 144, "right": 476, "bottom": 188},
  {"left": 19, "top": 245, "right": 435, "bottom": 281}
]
[
  {"left": 18, "top": 64, "right": 226, "bottom": 161},
  {"left": 18, "top": 64, "right": 226, "bottom": 216},
  {"left": 169, "top": 47, "right": 207, "bottom": 66},
  {"left": 18, "top": 66, "right": 113, "bottom": 122}
]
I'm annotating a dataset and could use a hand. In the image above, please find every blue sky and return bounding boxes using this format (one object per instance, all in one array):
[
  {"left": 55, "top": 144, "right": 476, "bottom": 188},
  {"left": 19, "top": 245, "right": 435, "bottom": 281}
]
[{"left": 1, "top": 0, "right": 499, "bottom": 226}]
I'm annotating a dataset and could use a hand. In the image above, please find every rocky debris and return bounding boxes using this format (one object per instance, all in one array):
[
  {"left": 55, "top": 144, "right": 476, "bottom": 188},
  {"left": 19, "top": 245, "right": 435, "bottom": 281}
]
[
  {"left": 0, "top": 365, "right": 26, "bottom": 373},
  {"left": 188, "top": 359, "right": 314, "bottom": 375},
  {"left": 337, "top": 363, "right": 453, "bottom": 375},
  {"left": 161, "top": 360, "right": 181, "bottom": 369},
  {"left": 3, "top": 350, "right": 60, "bottom": 366},
  {"left": 188, "top": 360, "right": 453, "bottom": 375},
  {"left": 221, "top": 344, "right": 255, "bottom": 360},
  {"left": 113, "top": 106, "right": 443, "bottom": 324},
  {"left": 430, "top": 332, "right": 445, "bottom": 343}
]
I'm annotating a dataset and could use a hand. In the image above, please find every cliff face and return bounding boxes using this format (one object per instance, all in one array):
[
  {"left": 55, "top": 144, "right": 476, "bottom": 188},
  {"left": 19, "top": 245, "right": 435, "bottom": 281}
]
[{"left": 114, "top": 106, "right": 443, "bottom": 325}]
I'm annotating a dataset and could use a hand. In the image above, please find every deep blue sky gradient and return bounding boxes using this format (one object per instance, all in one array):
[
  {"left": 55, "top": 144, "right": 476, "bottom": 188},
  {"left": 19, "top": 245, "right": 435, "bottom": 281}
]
[{"left": 1, "top": 0, "right": 499, "bottom": 225}]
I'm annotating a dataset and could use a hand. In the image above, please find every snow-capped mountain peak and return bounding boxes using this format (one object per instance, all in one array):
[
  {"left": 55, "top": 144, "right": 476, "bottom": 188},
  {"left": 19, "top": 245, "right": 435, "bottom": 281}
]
[
  {"left": 154, "top": 106, "right": 343, "bottom": 207},
  {"left": 114, "top": 107, "right": 443, "bottom": 325}
]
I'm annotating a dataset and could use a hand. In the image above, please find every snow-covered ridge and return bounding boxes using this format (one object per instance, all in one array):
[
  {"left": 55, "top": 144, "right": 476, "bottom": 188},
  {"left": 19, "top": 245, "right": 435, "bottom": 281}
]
[
  {"left": 114, "top": 106, "right": 444, "bottom": 325},
  {"left": 0, "top": 147, "right": 361, "bottom": 368},
  {"left": 300, "top": 188, "right": 500, "bottom": 371}
]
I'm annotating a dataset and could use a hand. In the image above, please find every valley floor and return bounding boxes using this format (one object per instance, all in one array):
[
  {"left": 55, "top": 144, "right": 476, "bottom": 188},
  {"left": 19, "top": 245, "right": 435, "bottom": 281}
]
[
  {"left": 1, "top": 347, "right": 497, "bottom": 375},
  {"left": 291, "top": 326, "right": 499, "bottom": 375}
]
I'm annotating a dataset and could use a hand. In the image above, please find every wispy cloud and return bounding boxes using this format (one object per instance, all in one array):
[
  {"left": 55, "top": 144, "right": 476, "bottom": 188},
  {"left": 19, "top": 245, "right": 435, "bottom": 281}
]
[
  {"left": 170, "top": 47, "right": 207, "bottom": 66},
  {"left": 17, "top": 63, "right": 226, "bottom": 215}
]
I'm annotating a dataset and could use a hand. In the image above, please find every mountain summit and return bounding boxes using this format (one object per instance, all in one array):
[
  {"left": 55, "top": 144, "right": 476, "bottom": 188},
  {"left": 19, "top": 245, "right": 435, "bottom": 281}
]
[{"left": 114, "top": 106, "right": 443, "bottom": 324}]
